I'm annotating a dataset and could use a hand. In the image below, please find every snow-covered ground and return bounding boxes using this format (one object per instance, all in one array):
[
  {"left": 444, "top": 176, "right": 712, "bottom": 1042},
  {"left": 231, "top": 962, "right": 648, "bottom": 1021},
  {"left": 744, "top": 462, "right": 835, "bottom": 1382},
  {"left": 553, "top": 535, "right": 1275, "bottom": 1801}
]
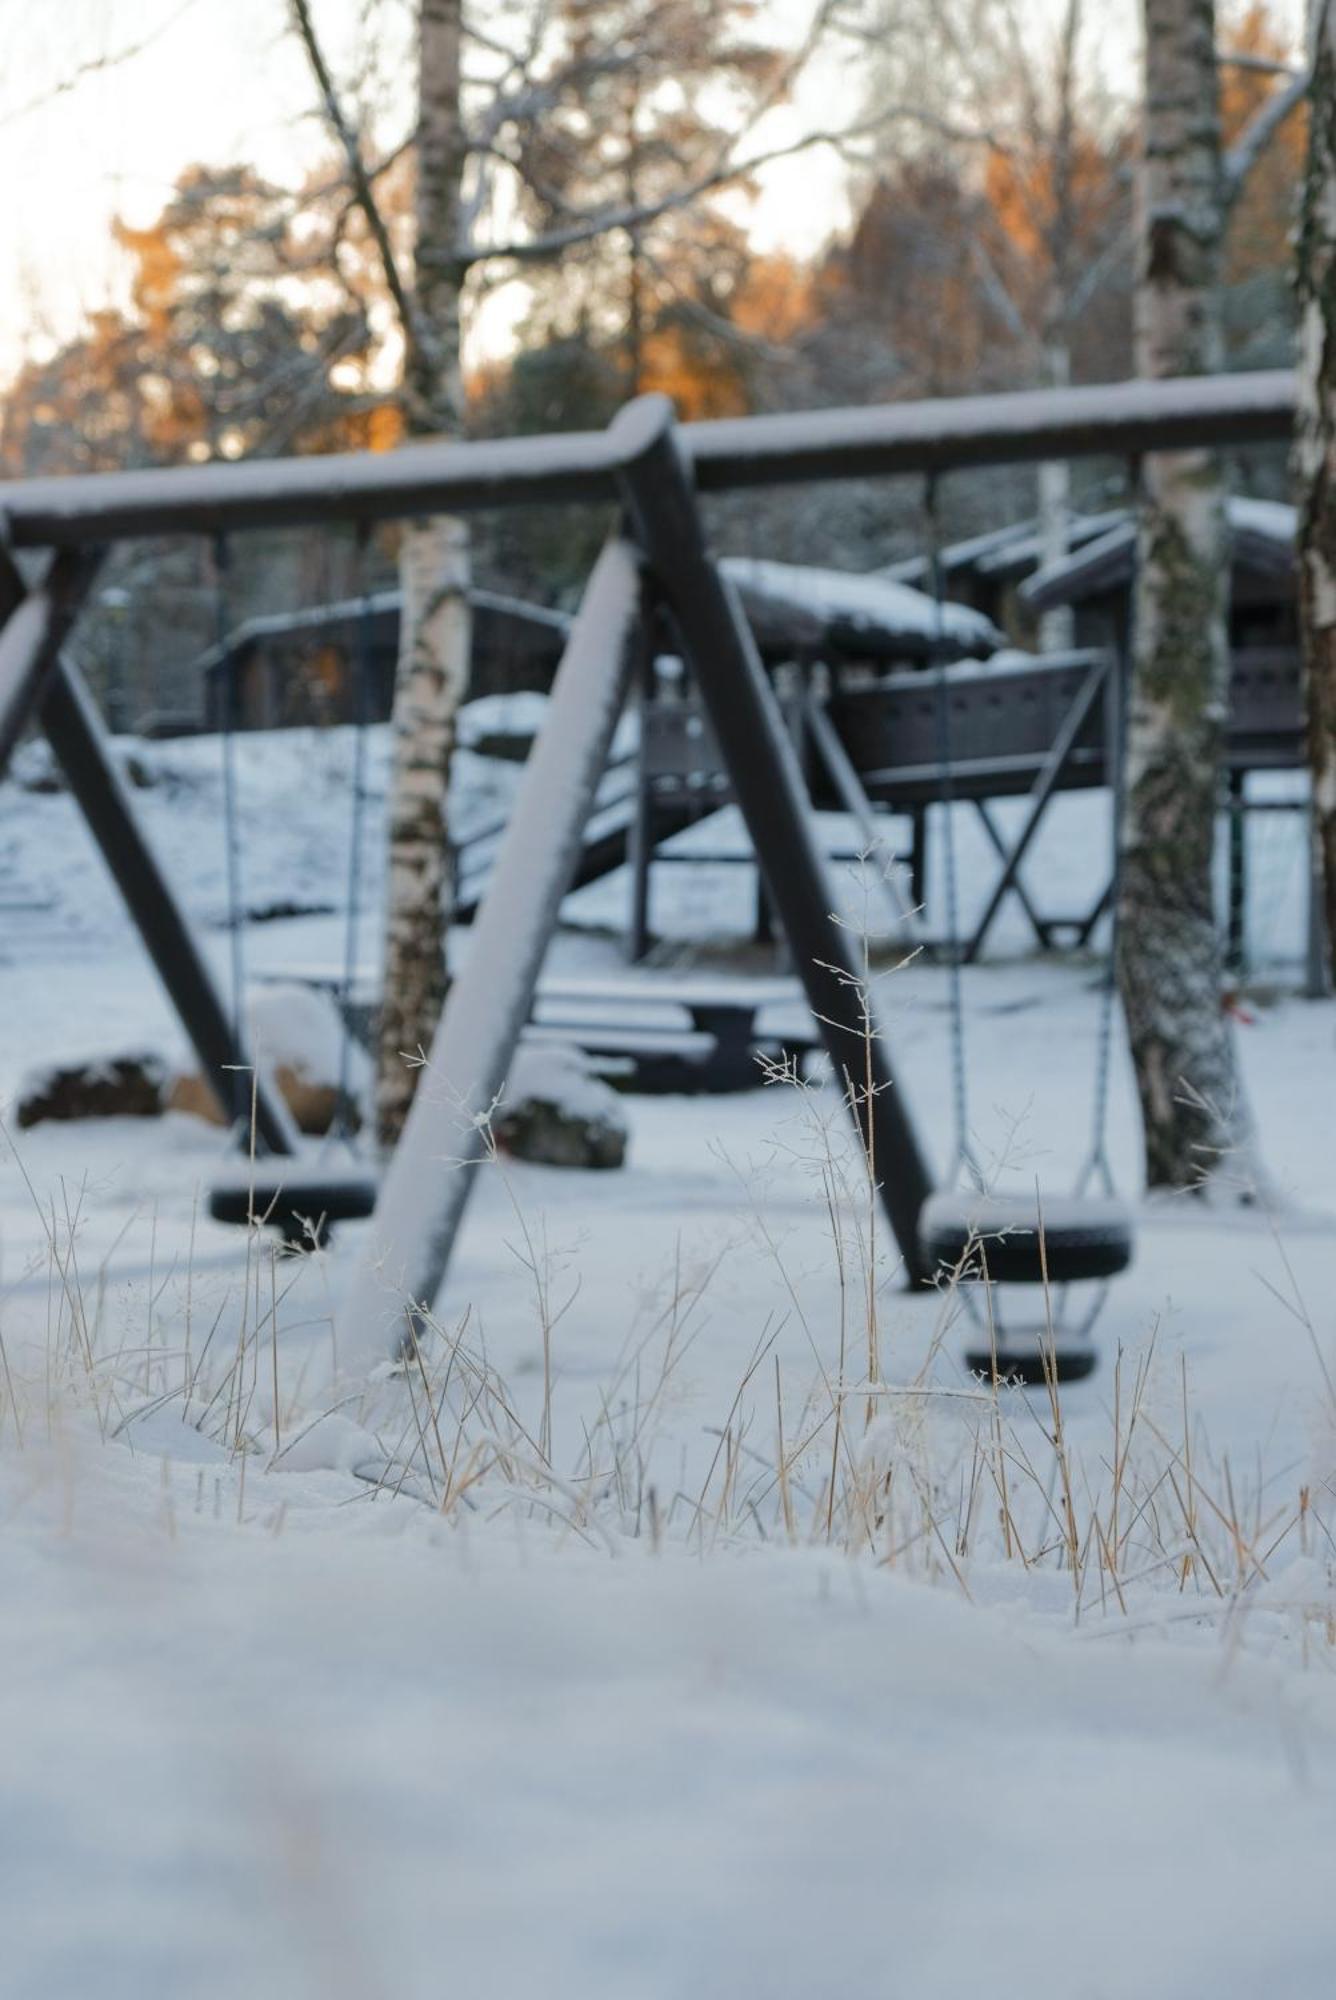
[{"left": 1, "top": 724, "right": 1335, "bottom": 1998}]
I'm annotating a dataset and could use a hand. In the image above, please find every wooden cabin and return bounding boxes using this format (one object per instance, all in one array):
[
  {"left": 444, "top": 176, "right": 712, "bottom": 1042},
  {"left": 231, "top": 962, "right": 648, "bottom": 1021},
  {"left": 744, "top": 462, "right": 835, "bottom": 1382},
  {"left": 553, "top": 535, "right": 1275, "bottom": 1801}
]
[{"left": 198, "top": 589, "right": 570, "bottom": 733}]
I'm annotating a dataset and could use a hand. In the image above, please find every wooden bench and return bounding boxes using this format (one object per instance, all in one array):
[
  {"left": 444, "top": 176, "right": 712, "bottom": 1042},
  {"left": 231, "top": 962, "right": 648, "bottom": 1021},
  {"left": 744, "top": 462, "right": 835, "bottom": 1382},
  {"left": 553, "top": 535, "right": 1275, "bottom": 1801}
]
[
  {"left": 531, "top": 973, "right": 819, "bottom": 1091},
  {"left": 255, "top": 966, "right": 821, "bottom": 1093}
]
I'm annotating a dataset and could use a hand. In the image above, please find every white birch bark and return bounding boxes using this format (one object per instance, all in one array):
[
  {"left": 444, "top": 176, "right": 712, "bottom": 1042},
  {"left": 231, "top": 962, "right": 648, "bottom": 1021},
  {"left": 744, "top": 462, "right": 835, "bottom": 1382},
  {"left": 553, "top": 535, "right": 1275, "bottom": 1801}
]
[
  {"left": 377, "top": 0, "right": 472, "bottom": 1146},
  {"left": 377, "top": 515, "right": 470, "bottom": 1140},
  {"left": 1118, "top": 0, "right": 1257, "bottom": 1193},
  {"left": 1298, "top": 0, "right": 1336, "bottom": 983}
]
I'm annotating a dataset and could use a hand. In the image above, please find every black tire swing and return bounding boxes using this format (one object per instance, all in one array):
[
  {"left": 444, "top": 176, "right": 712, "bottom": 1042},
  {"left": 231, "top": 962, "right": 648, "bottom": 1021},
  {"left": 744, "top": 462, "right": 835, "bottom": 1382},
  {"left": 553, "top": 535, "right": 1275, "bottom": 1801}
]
[
  {"left": 207, "top": 530, "right": 378, "bottom": 1248},
  {"left": 913, "top": 480, "right": 1134, "bottom": 1382}
]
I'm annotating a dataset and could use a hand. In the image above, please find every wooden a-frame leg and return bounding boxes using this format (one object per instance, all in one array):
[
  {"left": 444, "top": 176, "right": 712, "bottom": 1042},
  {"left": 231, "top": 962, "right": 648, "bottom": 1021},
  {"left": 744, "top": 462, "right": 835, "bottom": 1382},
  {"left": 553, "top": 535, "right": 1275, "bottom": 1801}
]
[{"left": 0, "top": 542, "right": 296, "bottom": 1156}]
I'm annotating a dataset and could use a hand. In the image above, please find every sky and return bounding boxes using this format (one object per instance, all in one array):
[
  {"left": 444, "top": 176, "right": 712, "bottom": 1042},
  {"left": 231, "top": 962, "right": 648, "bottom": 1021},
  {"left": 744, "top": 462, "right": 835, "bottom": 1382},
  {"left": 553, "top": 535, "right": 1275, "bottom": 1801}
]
[
  {"left": 0, "top": 0, "right": 1303, "bottom": 388},
  {"left": 0, "top": 0, "right": 865, "bottom": 379}
]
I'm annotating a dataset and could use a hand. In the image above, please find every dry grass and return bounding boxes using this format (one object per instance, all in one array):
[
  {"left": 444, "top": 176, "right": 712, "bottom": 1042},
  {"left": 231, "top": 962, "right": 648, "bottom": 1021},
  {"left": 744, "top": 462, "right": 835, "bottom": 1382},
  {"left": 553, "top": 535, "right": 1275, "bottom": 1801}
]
[{"left": 0, "top": 925, "right": 1333, "bottom": 1667}]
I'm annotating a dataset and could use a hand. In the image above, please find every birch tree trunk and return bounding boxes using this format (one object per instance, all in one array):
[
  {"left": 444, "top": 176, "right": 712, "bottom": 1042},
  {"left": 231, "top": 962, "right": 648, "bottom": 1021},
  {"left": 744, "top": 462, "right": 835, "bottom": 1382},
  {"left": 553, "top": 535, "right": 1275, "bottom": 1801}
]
[
  {"left": 1298, "top": 0, "right": 1336, "bottom": 985},
  {"left": 377, "top": 0, "right": 473, "bottom": 1146},
  {"left": 1118, "top": 0, "right": 1257, "bottom": 1192}
]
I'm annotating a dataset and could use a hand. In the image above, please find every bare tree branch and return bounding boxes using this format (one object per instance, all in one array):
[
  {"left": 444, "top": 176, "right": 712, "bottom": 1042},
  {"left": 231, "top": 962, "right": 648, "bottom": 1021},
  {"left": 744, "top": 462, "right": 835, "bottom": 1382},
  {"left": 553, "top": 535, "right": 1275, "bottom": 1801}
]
[
  {"left": 637, "top": 241, "right": 801, "bottom": 367},
  {"left": 288, "top": 0, "right": 421, "bottom": 352},
  {"left": 969, "top": 236, "right": 1038, "bottom": 351},
  {"left": 462, "top": 105, "right": 997, "bottom": 269},
  {"left": 1223, "top": 65, "right": 1309, "bottom": 202},
  {"left": 0, "top": 0, "right": 204, "bottom": 131},
  {"left": 1217, "top": 49, "right": 1301, "bottom": 78},
  {"left": 1066, "top": 217, "right": 1134, "bottom": 316}
]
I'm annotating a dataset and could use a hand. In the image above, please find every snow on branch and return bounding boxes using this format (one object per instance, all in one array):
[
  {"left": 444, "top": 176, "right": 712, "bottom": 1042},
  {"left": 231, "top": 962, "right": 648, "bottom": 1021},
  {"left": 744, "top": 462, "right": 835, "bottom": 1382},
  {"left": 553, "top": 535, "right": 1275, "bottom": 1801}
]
[
  {"left": 1223, "top": 66, "right": 1310, "bottom": 203},
  {"left": 460, "top": 105, "right": 997, "bottom": 270}
]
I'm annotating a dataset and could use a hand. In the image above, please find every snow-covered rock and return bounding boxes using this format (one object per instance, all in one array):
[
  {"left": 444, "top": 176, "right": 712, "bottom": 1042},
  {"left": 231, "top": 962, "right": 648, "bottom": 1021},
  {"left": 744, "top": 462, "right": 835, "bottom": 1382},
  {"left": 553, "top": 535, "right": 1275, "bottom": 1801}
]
[
  {"left": 168, "top": 982, "right": 368, "bottom": 1136},
  {"left": 247, "top": 981, "right": 351, "bottom": 1087},
  {"left": 16, "top": 1051, "right": 167, "bottom": 1127},
  {"left": 493, "top": 1042, "right": 628, "bottom": 1170}
]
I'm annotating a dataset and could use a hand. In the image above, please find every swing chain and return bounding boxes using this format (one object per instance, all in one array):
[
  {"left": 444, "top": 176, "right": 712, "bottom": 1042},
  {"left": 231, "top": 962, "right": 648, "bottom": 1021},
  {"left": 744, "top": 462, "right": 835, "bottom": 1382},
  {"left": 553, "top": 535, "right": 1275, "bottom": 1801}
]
[
  {"left": 924, "top": 476, "right": 983, "bottom": 1191},
  {"left": 334, "top": 523, "right": 375, "bottom": 1149},
  {"left": 1077, "top": 459, "right": 1139, "bottom": 1199},
  {"left": 213, "top": 533, "right": 248, "bottom": 1126}
]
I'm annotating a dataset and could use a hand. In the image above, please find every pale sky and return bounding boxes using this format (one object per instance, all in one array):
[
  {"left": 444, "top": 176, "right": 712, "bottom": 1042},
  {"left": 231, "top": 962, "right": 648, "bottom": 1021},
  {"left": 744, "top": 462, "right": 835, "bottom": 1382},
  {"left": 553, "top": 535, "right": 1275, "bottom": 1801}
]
[
  {"left": 0, "top": 0, "right": 1303, "bottom": 388},
  {"left": 0, "top": 0, "right": 865, "bottom": 379}
]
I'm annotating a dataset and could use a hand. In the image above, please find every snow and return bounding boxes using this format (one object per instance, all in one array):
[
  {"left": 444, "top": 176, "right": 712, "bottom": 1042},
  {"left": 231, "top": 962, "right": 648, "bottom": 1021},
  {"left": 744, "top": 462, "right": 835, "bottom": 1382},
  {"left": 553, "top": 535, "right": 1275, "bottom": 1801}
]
[
  {"left": 720, "top": 554, "right": 1002, "bottom": 654},
  {"left": 457, "top": 687, "right": 553, "bottom": 749},
  {"left": 683, "top": 371, "right": 1295, "bottom": 495},
  {"left": 1, "top": 699, "right": 1335, "bottom": 1993},
  {"left": 247, "top": 981, "right": 356, "bottom": 1088},
  {"left": 3, "top": 1451, "right": 1336, "bottom": 1999},
  {"left": 1230, "top": 494, "right": 1298, "bottom": 544},
  {"left": 502, "top": 1038, "right": 626, "bottom": 1125}
]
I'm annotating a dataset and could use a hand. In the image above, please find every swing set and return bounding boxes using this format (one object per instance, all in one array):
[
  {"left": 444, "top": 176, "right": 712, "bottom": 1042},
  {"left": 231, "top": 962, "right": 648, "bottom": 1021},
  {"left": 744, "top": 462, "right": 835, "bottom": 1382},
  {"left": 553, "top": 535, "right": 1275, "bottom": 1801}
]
[{"left": 0, "top": 369, "right": 1294, "bottom": 1382}]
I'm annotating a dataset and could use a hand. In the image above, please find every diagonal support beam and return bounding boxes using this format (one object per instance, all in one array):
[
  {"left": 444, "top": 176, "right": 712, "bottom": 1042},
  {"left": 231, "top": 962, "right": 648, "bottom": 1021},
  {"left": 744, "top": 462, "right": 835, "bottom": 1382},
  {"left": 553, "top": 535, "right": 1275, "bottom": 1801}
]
[
  {"left": 0, "top": 546, "right": 105, "bottom": 775},
  {"left": 972, "top": 800, "right": 1053, "bottom": 949},
  {"left": 963, "top": 652, "right": 1111, "bottom": 964},
  {"left": 36, "top": 658, "right": 299, "bottom": 1156},
  {"left": 0, "top": 543, "right": 296, "bottom": 1157},
  {"left": 799, "top": 683, "right": 924, "bottom": 946},
  {"left": 609, "top": 395, "right": 934, "bottom": 1282},
  {"left": 338, "top": 535, "right": 646, "bottom": 1368}
]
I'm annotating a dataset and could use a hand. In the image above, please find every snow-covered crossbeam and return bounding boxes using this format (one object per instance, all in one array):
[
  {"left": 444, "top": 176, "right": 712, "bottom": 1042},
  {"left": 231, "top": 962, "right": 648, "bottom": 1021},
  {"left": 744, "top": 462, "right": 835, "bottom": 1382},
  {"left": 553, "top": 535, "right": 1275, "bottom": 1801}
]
[
  {"left": 0, "top": 372, "right": 1295, "bottom": 548},
  {"left": 336, "top": 536, "right": 643, "bottom": 1375}
]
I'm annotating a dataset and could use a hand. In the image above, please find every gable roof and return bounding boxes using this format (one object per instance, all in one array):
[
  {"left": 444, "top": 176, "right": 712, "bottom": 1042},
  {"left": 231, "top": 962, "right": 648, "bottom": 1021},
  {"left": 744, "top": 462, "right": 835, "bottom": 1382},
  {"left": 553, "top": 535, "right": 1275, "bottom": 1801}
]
[{"left": 1020, "top": 497, "right": 1296, "bottom": 612}]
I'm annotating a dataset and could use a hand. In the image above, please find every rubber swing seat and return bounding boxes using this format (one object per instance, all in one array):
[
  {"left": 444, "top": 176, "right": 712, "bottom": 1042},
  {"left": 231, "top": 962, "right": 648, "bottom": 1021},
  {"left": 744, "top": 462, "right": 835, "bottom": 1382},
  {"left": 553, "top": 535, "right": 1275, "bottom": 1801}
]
[
  {"left": 918, "top": 1190, "right": 1134, "bottom": 1288},
  {"left": 209, "top": 1163, "right": 378, "bottom": 1247},
  {"left": 961, "top": 1328, "right": 1102, "bottom": 1387}
]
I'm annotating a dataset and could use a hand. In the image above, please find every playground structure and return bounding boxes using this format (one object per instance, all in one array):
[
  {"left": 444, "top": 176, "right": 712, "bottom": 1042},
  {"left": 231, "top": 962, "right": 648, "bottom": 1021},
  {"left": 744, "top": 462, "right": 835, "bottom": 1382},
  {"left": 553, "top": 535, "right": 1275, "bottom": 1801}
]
[
  {"left": 0, "top": 368, "right": 1298, "bottom": 1379},
  {"left": 186, "top": 528, "right": 1310, "bottom": 977}
]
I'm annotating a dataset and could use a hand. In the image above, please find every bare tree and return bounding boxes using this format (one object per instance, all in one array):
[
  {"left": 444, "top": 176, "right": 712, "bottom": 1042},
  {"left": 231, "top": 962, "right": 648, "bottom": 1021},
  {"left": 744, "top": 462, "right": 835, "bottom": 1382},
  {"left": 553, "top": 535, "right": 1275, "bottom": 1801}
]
[
  {"left": 857, "top": 0, "right": 1137, "bottom": 638},
  {"left": 1298, "top": 0, "right": 1336, "bottom": 979},
  {"left": 858, "top": 0, "right": 1304, "bottom": 647},
  {"left": 1117, "top": 0, "right": 1258, "bottom": 1193},
  {"left": 292, "top": 0, "right": 468, "bottom": 1145}
]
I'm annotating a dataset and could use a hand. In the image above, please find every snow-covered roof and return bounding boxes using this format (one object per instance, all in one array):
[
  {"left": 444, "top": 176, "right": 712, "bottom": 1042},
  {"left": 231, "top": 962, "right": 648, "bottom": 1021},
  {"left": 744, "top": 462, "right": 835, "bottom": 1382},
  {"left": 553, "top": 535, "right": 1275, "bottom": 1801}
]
[
  {"left": 882, "top": 510, "right": 1126, "bottom": 588},
  {"left": 1229, "top": 496, "right": 1297, "bottom": 546},
  {"left": 719, "top": 557, "right": 1001, "bottom": 660},
  {"left": 195, "top": 587, "right": 569, "bottom": 679},
  {"left": 1021, "top": 497, "right": 1297, "bottom": 611}
]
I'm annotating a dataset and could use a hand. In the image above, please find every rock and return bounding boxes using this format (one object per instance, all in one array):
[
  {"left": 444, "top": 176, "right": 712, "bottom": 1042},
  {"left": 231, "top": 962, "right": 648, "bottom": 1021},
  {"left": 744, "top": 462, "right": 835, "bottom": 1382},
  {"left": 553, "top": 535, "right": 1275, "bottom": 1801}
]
[
  {"left": 16, "top": 1052, "right": 167, "bottom": 1128},
  {"left": 167, "top": 982, "right": 364, "bottom": 1137},
  {"left": 120, "top": 749, "right": 157, "bottom": 790},
  {"left": 273, "top": 1063, "right": 351, "bottom": 1137},
  {"left": 10, "top": 740, "right": 64, "bottom": 794},
  {"left": 493, "top": 1043, "right": 628, "bottom": 1170},
  {"left": 167, "top": 1063, "right": 355, "bottom": 1137},
  {"left": 166, "top": 1072, "right": 228, "bottom": 1127}
]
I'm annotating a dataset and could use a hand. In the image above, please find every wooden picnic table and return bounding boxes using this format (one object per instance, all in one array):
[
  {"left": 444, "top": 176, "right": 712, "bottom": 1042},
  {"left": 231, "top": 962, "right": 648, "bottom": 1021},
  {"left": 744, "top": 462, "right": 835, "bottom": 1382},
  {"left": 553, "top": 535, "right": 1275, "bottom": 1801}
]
[{"left": 256, "top": 964, "right": 820, "bottom": 1091}]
